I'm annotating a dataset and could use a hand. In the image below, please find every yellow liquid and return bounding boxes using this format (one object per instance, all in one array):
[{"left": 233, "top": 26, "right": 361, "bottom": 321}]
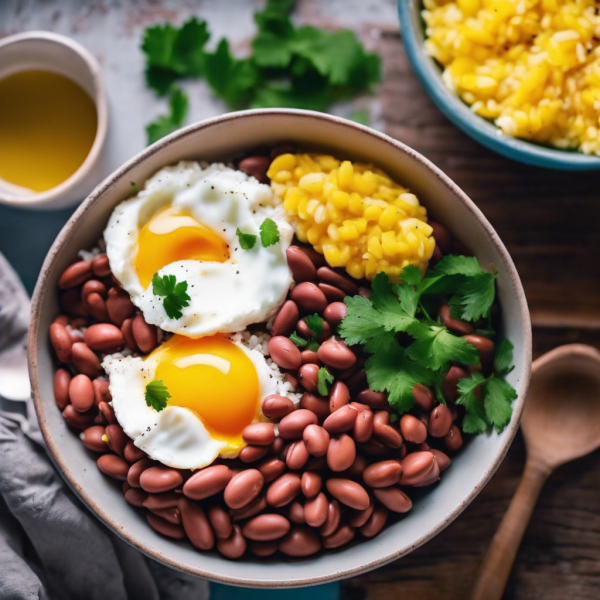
[{"left": 0, "top": 70, "right": 97, "bottom": 192}]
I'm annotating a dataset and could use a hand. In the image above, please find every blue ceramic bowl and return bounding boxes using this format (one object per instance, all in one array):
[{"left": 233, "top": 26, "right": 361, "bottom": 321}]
[{"left": 397, "top": 0, "right": 600, "bottom": 171}]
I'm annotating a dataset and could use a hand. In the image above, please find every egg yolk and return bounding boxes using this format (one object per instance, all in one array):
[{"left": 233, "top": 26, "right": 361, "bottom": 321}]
[
  {"left": 148, "top": 335, "right": 260, "bottom": 450},
  {"left": 135, "top": 206, "right": 229, "bottom": 289}
]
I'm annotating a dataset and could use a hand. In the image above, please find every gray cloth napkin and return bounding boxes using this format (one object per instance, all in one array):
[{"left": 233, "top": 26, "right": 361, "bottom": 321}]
[{"left": 0, "top": 254, "right": 209, "bottom": 600}]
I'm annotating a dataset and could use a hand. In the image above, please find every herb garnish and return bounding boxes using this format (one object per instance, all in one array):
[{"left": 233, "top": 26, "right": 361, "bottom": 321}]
[
  {"left": 290, "top": 330, "right": 307, "bottom": 348},
  {"left": 145, "top": 379, "right": 171, "bottom": 412},
  {"left": 146, "top": 86, "right": 188, "bottom": 145},
  {"left": 305, "top": 314, "right": 324, "bottom": 336},
  {"left": 236, "top": 228, "right": 257, "bottom": 250},
  {"left": 260, "top": 218, "right": 280, "bottom": 247},
  {"left": 317, "top": 367, "right": 334, "bottom": 396},
  {"left": 152, "top": 273, "right": 191, "bottom": 319}
]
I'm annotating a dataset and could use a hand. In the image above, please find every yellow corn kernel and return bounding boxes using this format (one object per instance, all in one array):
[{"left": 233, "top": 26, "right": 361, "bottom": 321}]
[
  {"left": 368, "top": 236, "right": 383, "bottom": 259},
  {"left": 299, "top": 172, "right": 325, "bottom": 194},
  {"left": 379, "top": 206, "right": 400, "bottom": 230},
  {"left": 338, "top": 161, "right": 354, "bottom": 190},
  {"left": 364, "top": 204, "right": 384, "bottom": 222},
  {"left": 346, "top": 259, "right": 365, "bottom": 280},
  {"left": 315, "top": 155, "right": 340, "bottom": 171},
  {"left": 326, "top": 201, "right": 344, "bottom": 224},
  {"left": 306, "top": 198, "right": 320, "bottom": 216},
  {"left": 351, "top": 218, "right": 367, "bottom": 234},
  {"left": 307, "top": 225, "right": 324, "bottom": 245},
  {"left": 381, "top": 231, "right": 399, "bottom": 256},
  {"left": 352, "top": 172, "right": 378, "bottom": 196},
  {"left": 327, "top": 223, "right": 341, "bottom": 242},
  {"left": 339, "top": 224, "right": 359, "bottom": 241},
  {"left": 268, "top": 153, "right": 297, "bottom": 176},
  {"left": 331, "top": 190, "right": 350, "bottom": 210},
  {"left": 297, "top": 197, "right": 309, "bottom": 220},
  {"left": 323, "top": 244, "right": 343, "bottom": 267},
  {"left": 349, "top": 193, "right": 364, "bottom": 215}
]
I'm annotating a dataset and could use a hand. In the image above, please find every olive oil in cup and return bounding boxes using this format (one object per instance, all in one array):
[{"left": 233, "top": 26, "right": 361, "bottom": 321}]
[{"left": 0, "top": 70, "right": 98, "bottom": 193}]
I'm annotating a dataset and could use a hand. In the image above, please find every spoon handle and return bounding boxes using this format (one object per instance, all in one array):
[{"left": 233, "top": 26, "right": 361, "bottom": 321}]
[{"left": 470, "top": 460, "right": 549, "bottom": 600}]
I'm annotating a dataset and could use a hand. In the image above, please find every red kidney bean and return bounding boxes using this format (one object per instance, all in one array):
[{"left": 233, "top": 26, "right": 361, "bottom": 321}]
[
  {"left": 301, "top": 471, "right": 322, "bottom": 498},
  {"left": 92, "top": 254, "right": 111, "bottom": 277},
  {"left": 463, "top": 334, "right": 495, "bottom": 364},
  {"left": 323, "top": 524, "right": 355, "bottom": 549},
  {"left": 286, "top": 441, "right": 309, "bottom": 470},
  {"left": 288, "top": 501, "right": 306, "bottom": 524},
  {"left": 63, "top": 404, "right": 95, "bottom": 429},
  {"left": 53, "top": 369, "right": 71, "bottom": 410},
  {"left": 262, "top": 394, "right": 294, "bottom": 419},
  {"left": 148, "top": 506, "right": 181, "bottom": 526},
  {"left": 298, "top": 363, "right": 320, "bottom": 393},
  {"left": 300, "top": 349, "right": 321, "bottom": 365},
  {"left": 139, "top": 466, "right": 184, "bottom": 493},
  {"left": 58, "top": 260, "right": 92, "bottom": 289},
  {"left": 299, "top": 393, "right": 330, "bottom": 421},
  {"left": 242, "top": 422, "right": 275, "bottom": 446},
  {"left": 268, "top": 336, "right": 302, "bottom": 370},
  {"left": 358, "top": 437, "right": 390, "bottom": 458},
  {"left": 97, "top": 454, "right": 129, "bottom": 480},
  {"left": 71, "top": 343, "right": 101, "bottom": 378},
  {"left": 147, "top": 513, "right": 185, "bottom": 539},
  {"left": 431, "top": 449, "right": 451, "bottom": 472},
  {"left": 266, "top": 473, "right": 301, "bottom": 507},
  {"left": 357, "top": 389, "right": 389, "bottom": 410},
  {"left": 362, "top": 460, "right": 402, "bottom": 488},
  {"left": 127, "top": 458, "right": 154, "bottom": 488},
  {"left": 178, "top": 497, "right": 215, "bottom": 550},
  {"left": 224, "top": 469, "right": 264, "bottom": 509},
  {"left": 50, "top": 322, "right": 72, "bottom": 363},
  {"left": 124, "top": 487, "right": 147, "bottom": 507},
  {"left": 92, "top": 378, "right": 111, "bottom": 407},
  {"left": 350, "top": 401, "right": 369, "bottom": 412},
  {"left": 323, "top": 302, "right": 347, "bottom": 328},
  {"left": 270, "top": 436, "right": 285, "bottom": 456},
  {"left": 278, "top": 526, "right": 322, "bottom": 557},
  {"left": 317, "top": 266, "right": 358, "bottom": 296},
  {"left": 81, "top": 425, "right": 107, "bottom": 453},
  {"left": 121, "top": 318, "right": 137, "bottom": 352},
  {"left": 400, "top": 414, "right": 427, "bottom": 444},
  {"left": 98, "top": 401, "right": 117, "bottom": 425},
  {"left": 270, "top": 300, "right": 299, "bottom": 337},
  {"left": 143, "top": 492, "right": 180, "bottom": 509},
  {"left": 400, "top": 451, "right": 437, "bottom": 486},
  {"left": 183, "top": 465, "right": 233, "bottom": 500},
  {"left": 439, "top": 304, "right": 474, "bottom": 336},
  {"left": 132, "top": 314, "right": 158, "bottom": 354},
  {"left": 297, "top": 318, "right": 312, "bottom": 339},
  {"left": 207, "top": 505, "right": 233, "bottom": 540},
  {"left": 239, "top": 155, "right": 270, "bottom": 183},
  {"left": 84, "top": 292, "right": 110, "bottom": 323},
  {"left": 349, "top": 499, "right": 375, "bottom": 528},
  {"left": 105, "top": 423, "right": 127, "bottom": 457},
  {"left": 249, "top": 540, "right": 278, "bottom": 556},
  {"left": 375, "top": 411, "right": 389, "bottom": 427},
  {"left": 60, "top": 289, "right": 87, "bottom": 318},
  {"left": 327, "top": 434, "right": 356, "bottom": 472},
  {"left": 242, "top": 514, "right": 291, "bottom": 541},
  {"left": 318, "top": 283, "right": 346, "bottom": 303},
  {"left": 342, "top": 454, "right": 369, "bottom": 479},
  {"left": 373, "top": 487, "right": 412, "bottom": 513},
  {"left": 257, "top": 457, "right": 286, "bottom": 483},
  {"left": 444, "top": 425, "right": 463, "bottom": 452},
  {"left": 302, "top": 424, "right": 330, "bottom": 457},
  {"left": 412, "top": 459, "right": 441, "bottom": 487},
  {"left": 284, "top": 372, "right": 299, "bottom": 389},
  {"left": 360, "top": 504, "right": 389, "bottom": 538},
  {"left": 412, "top": 384, "right": 436, "bottom": 412},
  {"left": 298, "top": 245, "right": 327, "bottom": 269},
  {"left": 317, "top": 340, "right": 356, "bottom": 370},
  {"left": 373, "top": 422, "right": 403, "bottom": 448},
  {"left": 278, "top": 409, "right": 318, "bottom": 439},
  {"left": 286, "top": 246, "right": 317, "bottom": 282},
  {"left": 442, "top": 365, "right": 469, "bottom": 402},
  {"left": 318, "top": 500, "right": 342, "bottom": 537},
  {"left": 329, "top": 380, "right": 350, "bottom": 413},
  {"left": 428, "top": 404, "right": 453, "bottom": 438},
  {"left": 304, "top": 492, "right": 328, "bottom": 527},
  {"left": 230, "top": 495, "right": 268, "bottom": 521},
  {"left": 290, "top": 282, "right": 328, "bottom": 313},
  {"left": 323, "top": 404, "right": 358, "bottom": 434},
  {"left": 353, "top": 409, "right": 374, "bottom": 443},
  {"left": 326, "top": 478, "right": 369, "bottom": 510},
  {"left": 106, "top": 287, "right": 135, "bottom": 326}
]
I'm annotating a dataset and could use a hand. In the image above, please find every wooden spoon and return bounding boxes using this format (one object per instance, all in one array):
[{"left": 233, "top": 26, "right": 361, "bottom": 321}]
[{"left": 471, "top": 344, "right": 600, "bottom": 600}]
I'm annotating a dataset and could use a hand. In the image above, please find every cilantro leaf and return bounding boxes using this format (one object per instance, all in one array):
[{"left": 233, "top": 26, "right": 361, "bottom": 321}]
[
  {"left": 339, "top": 295, "right": 388, "bottom": 348},
  {"left": 484, "top": 376, "right": 517, "bottom": 433},
  {"left": 146, "top": 86, "right": 188, "bottom": 145},
  {"left": 370, "top": 273, "right": 418, "bottom": 332},
  {"left": 459, "top": 272, "right": 496, "bottom": 321},
  {"left": 317, "top": 367, "right": 334, "bottom": 396},
  {"left": 406, "top": 323, "right": 479, "bottom": 371},
  {"left": 306, "top": 314, "right": 324, "bottom": 336},
  {"left": 263, "top": 0, "right": 295, "bottom": 15},
  {"left": 152, "top": 273, "right": 191, "bottom": 319},
  {"left": 456, "top": 372, "right": 488, "bottom": 434},
  {"left": 289, "top": 331, "right": 307, "bottom": 348},
  {"left": 399, "top": 264, "right": 422, "bottom": 286},
  {"left": 494, "top": 338, "right": 515, "bottom": 375},
  {"left": 435, "top": 255, "right": 482, "bottom": 277},
  {"left": 145, "top": 379, "right": 171, "bottom": 412},
  {"left": 260, "top": 218, "right": 280, "bottom": 247},
  {"left": 365, "top": 340, "right": 434, "bottom": 413},
  {"left": 307, "top": 341, "right": 320, "bottom": 352},
  {"left": 236, "top": 228, "right": 257, "bottom": 250}
]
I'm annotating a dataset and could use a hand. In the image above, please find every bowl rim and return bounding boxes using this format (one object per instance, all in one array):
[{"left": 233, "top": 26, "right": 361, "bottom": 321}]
[
  {"left": 397, "top": 0, "right": 600, "bottom": 171},
  {"left": 0, "top": 31, "right": 109, "bottom": 208},
  {"left": 28, "top": 108, "right": 532, "bottom": 587}
]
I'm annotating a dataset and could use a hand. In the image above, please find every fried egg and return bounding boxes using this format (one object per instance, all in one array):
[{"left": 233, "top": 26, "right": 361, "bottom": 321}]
[
  {"left": 104, "top": 162, "right": 293, "bottom": 337},
  {"left": 103, "top": 333, "right": 292, "bottom": 469}
]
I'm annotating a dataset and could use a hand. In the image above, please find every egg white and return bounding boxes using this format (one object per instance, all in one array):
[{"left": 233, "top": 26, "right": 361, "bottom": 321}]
[
  {"left": 104, "top": 162, "right": 293, "bottom": 337},
  {"left": 102, "top": 336, "right": 285, "bottom": 470}
]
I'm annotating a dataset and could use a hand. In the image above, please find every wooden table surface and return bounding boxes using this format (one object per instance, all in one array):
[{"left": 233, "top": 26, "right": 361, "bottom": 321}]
[{"left": 342, "top": 28, "right": 600, "bottom": 600}]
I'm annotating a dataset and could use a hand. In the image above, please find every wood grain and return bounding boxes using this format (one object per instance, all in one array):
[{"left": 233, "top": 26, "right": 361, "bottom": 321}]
[{"left": 342, "top": 30, "right": 600, "bottom": 600}]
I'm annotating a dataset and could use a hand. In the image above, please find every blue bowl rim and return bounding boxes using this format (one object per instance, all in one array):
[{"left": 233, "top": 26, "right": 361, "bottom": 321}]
[{"left": 397, "top": 0, "right": 600, "bottom": 171}]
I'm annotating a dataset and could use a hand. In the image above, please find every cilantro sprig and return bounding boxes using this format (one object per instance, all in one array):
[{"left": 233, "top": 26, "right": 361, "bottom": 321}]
[
  {"left": 237, "top": 219, "right": 281, "bottom": 250},
  {"left": 317, "top": 367, "right": 334, "bottom": 396},
  {"left": 145, "top": 379, "right": 171, "bottom": 412},
  {"left": 152, "top": 273, "right": 191, "bottom": 320},
  {"left": 146, "top": 86, "right": 188, "bottom": 145},
  {"left": 338, "top": 257, "right": 517, "bottom": 432}
]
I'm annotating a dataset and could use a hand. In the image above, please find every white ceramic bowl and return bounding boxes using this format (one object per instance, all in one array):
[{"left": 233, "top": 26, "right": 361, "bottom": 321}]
[
  {"left": 29, "top": 109, "right": 531, "bottom": 587},
  {"left": 0, "top": 31, "right": 108, "bottom": 210}
]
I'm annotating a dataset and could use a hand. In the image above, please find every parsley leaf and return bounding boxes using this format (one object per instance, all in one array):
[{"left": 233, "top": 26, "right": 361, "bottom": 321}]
[
  {"left": 456, "top": 372, "right": 488, "bottom": 434},
  {"left": 146, "top": 87, "right": 188, "bottom": 145},
  {"left": 145, "top": 379, "right": 171, "bottom": 412},
  {"left": 434, "top": 255, "right": 482, "bottom": 277},
  {"left": 485, "top": 376, "right": 517, "bottom": 432},
  {"left": 459, "top": 272, "right": 496, "bottom": 321},
  {"left": 399, "top": 264, "right": 422, "bottom": 286},
  {"left": 260, "top": 218, "right": 280, "bottom": 247},
  {"left": 317, "top": 367, "right": 334, "bottom": 396},
  {"left": 306, "top": 314, "right": 324, "bottom": 336},
  {"left": 494, "top": 339, "right": 515, "bottom": 375},
  {"left": 290, "top": 331, "right": 307, "bottom": 348},
  {"left": 152, "top": 273, "right": 191, "bottom": 320},
  {"left": 236, "top": 228, "right": 257, "bottom": 250}
]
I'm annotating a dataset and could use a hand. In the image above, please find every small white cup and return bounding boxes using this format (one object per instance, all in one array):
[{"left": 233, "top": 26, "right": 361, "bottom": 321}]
[{"left": 0, "top": 31, "right": 108, "bottom": 210}]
